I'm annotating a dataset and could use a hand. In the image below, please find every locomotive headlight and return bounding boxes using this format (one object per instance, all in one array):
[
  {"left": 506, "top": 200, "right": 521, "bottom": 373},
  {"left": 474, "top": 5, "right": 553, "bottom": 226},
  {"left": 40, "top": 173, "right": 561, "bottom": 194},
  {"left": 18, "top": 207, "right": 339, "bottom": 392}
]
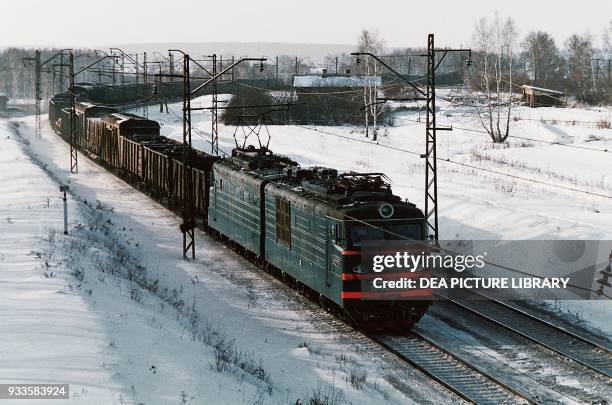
[{"left": 378, "top": 203, "right": 394, "bottom": 219}]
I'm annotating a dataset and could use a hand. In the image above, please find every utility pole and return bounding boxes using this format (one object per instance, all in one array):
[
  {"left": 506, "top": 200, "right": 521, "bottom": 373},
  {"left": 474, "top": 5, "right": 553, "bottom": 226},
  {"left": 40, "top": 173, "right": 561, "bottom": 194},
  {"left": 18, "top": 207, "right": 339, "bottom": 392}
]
[
  {"left": 24, "top": 50, "right": 48, "bottom": 138},
  {"left": 276, "top": 56, "right": 279, "bottom": 85},
  {"left": 121, "top": 53, "right": 125, "bottom": 84},
  {"left": 424, "top": 34, "right": 438, "bottom": 241},
  {"left": 593, "top": 58, "right": 612, "bottom": 82},
  {"left": 181, "top": 54, "right": 195, "bottom": 259},
  {"left": 59, "top": 53, "right": 65, "bottom": 93},
  {"left": 65, "top": 51, "right": 118, "bottom": 174},
  {"left": 211, "top": 54, "right": 219, "bottom": 155},
  {"left": 135, "top": 53, "right": 140, "bottom": 84},
  {"left": 34, "top": 50, "right": 41, "bottom": 138},
  {"left": 143, "top": 52, "right": 148, "bottom": 118},
  {"left": 165, "top": 51, "right": 267, "bottom": 259},
  {"left": 352, "top": 36, "right": 470, "bottom": 241},
  {"left": 26, "top": 49, "right": 77, "bottom": 153},
  {"left": 69, "top": 51, "right": 78, "bottom": 174}
]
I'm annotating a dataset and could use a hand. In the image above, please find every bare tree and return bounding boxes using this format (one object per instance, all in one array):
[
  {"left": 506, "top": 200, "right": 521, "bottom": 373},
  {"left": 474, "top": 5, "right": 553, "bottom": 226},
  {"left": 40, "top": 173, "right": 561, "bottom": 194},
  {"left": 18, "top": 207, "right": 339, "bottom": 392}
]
[
  {"left": 566, "top": 33, "right": 595, "bottom": 101},
  {"left": 471, "top": 14, "right": 518, "bottom": 143},
  {"left": 602, "top": 21, "right": 612, "bottom": 58},
  {"left": 356, "top": 29, "right": 385, "bottom": 140},
  {"left": 520, "top": 31, "right": 563, "bottom": 85}
]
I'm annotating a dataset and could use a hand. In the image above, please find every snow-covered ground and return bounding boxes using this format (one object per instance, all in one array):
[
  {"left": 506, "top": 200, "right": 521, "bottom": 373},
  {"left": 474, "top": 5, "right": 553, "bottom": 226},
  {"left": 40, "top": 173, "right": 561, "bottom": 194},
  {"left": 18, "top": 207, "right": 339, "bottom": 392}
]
[
  {"left": 0, "top": 117, "right": 460, "bottom": 404},
  {"left": 146, "top": 93, "right": 612, "bottom": 336},
  {"left": 2, "top": 89, "right": 611, "bottom": 404}
]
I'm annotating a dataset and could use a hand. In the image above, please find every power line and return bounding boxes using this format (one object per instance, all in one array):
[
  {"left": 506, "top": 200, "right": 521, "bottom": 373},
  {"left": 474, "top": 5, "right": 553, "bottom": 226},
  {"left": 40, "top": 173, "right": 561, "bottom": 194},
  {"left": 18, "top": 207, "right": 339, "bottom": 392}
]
[
  {"left": 290, "top": 124, "right": 612, "bottom": 200},
  {"left": 393, "top": 116, "right": 612, "bottom": 154}
]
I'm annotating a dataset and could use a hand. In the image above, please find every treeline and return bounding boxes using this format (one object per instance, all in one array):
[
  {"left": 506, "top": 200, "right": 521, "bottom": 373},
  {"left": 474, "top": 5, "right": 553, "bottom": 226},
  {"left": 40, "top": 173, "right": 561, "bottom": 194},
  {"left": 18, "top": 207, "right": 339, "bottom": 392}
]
[
  {"left": 516, "top": 31, "right": 611, "bottom": 104},
  {"left": 0, "top": 48, "right": 118, "bottom": 102},
  {"left": 467, "top": 22, "right": 612, "bottom": 105}
]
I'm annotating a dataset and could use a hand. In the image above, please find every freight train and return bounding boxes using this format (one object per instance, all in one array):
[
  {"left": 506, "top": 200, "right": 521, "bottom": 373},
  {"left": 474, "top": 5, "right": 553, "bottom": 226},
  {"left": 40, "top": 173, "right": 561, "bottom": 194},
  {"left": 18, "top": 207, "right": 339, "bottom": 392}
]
[{"left": 48, "top": 85, "right": 432, "bottom": 330}]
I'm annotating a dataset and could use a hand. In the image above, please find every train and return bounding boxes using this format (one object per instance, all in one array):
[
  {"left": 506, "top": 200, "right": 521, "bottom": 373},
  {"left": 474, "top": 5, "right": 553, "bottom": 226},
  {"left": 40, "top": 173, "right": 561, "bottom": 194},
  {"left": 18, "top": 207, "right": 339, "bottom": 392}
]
[{"left": 48, "top": 84, "right": 432, "bottom": 330}]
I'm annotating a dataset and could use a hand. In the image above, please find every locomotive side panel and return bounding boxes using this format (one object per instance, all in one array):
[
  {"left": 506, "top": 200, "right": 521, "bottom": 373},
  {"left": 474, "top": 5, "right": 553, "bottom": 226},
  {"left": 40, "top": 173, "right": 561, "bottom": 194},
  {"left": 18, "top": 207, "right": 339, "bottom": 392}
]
[
  {"left": 208, "top": 163, "right": 263, "bottom": 255},
  {"left": 263, "top": 184, "right": 342, "bottom": 300}
]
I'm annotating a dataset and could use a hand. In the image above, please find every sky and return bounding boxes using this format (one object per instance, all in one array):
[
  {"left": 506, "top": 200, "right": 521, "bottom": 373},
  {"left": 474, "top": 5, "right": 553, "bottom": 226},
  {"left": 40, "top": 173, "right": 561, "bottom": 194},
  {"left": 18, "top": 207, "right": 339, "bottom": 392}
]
[{"left": 1, "top": 0, "right": 610, "bottom": 49}]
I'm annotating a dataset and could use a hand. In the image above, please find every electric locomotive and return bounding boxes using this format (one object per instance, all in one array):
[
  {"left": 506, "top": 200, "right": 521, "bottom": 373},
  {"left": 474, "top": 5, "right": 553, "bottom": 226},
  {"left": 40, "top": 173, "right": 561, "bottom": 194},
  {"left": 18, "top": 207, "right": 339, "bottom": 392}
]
[{"left": 209, "top": 146, "right": 432, "bottom": 329}]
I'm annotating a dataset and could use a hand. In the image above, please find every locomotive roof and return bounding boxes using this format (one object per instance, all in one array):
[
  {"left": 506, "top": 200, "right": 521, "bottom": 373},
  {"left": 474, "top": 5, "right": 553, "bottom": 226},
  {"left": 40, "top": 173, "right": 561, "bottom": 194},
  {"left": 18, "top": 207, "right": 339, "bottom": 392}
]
[{"left": 216, "top": 146, "right": 416, "bottom": 212}]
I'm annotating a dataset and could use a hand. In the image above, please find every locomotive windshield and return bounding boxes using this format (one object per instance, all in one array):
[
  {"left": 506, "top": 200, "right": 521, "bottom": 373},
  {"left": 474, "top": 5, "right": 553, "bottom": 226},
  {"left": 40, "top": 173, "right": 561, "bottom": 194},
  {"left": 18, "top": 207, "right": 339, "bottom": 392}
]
[
  {"left": 350, "top": 226, "right": 385, "bottom": 247},
  {"left": 349, "top": 222, "right": 422, "bottom": 247}
]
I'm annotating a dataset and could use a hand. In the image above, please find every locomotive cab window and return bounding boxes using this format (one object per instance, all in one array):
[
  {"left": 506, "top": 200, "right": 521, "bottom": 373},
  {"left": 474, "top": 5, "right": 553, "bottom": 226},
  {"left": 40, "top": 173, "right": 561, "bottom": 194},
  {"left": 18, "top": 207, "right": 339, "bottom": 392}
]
[
  {"left": 388, "top": 223, "right": 421, "bottom": 240},
  {"left": 349, "top": 222, "right": 423, "bottom": 247},
  {"left": 350, "top": 226, "right": 384, "bottom": 247},
  {"left": 275, "top": 197, "right": 291, "bottom": 247}
]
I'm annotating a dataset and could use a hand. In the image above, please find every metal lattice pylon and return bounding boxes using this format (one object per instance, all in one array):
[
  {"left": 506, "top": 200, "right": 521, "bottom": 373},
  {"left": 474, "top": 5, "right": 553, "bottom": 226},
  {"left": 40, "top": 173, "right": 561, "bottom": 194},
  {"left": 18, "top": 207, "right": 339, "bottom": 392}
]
[
  {"left": 69, "top": 51, "right": 78, "bottom": 174},
  {"left": 181, "top": 54, "right": 195, "bottom": 259},
  {"left": 424, "top": 34, "right": 438, "bottom": 241}
]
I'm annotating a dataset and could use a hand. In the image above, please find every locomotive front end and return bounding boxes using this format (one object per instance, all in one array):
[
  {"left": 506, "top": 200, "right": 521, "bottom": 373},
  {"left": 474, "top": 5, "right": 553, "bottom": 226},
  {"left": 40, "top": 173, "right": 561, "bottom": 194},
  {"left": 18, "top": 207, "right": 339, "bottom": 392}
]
[{"left": 320, "top": 174, "right": 433, "bottom": 331}]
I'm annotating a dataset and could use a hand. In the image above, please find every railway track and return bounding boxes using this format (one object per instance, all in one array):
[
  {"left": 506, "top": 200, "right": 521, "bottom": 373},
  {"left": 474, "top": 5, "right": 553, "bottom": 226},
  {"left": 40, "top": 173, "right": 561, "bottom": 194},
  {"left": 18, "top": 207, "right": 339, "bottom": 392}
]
[
  {"left": 374, "top": 333, "right": 532, "bottom": 404},
  {"left": 441, "top": 292, "right": 612, "bottom": 379}
]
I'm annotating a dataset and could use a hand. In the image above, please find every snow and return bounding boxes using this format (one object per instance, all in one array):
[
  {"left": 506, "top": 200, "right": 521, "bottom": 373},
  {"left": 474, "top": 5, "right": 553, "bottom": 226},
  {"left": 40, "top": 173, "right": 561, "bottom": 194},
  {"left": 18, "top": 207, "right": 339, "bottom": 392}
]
[
  {"left": 2, "top": 86, "right": 611, "bottom": 403},
  {"left": 0, "top": 116, "right": 457, "bottom": 404},
  {"left": 293, "top": 75, "right": 382, "bottom": 88}
]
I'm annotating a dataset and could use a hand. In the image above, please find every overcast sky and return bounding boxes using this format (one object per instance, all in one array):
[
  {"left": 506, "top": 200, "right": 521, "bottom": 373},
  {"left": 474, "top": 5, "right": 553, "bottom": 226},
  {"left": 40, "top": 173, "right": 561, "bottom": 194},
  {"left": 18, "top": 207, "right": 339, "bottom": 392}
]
[{"left": 1, "top": 0, "right": 610, "bottom": 49}]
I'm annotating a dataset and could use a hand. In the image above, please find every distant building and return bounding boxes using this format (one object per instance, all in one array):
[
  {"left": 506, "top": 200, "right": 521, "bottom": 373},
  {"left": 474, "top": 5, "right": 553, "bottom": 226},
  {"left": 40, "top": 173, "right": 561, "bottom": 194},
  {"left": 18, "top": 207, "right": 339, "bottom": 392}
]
[
  {"left": 0, "top": 92, "right": 8, "bottom": 111},
  {"left": 521, "top": 85, "right": 564, "bottom": 108},
  {"left": 293, "top": 75, "right": 382, "bottom": 88}
]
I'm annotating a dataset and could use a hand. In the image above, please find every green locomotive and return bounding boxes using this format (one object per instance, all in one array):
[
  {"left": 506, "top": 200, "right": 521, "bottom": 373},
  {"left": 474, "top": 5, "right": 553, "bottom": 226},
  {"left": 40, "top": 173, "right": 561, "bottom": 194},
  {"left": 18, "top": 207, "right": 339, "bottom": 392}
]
[{"left": 209, "top": 146, "right": 432, "bottom": 329}]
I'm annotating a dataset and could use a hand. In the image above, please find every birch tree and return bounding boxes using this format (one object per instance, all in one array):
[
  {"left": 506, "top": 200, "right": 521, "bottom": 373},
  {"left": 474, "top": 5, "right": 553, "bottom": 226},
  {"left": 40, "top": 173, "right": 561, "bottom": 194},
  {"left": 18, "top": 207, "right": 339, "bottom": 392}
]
[
  {"left": 356, "top": 29, "right": 385, "bottom": 140},
  {"left": 471, "top": 14, "right": 518, "bottom": 143},
  {"left": 566, "top": 34, "right": 594, "bottom": 101}
]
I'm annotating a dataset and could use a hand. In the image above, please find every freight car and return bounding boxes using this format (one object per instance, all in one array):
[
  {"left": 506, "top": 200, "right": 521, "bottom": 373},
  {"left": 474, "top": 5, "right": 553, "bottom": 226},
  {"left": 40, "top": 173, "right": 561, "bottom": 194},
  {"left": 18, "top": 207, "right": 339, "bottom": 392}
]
[{"left": 48, "top": 88, "right": 431, "bottom": 330}]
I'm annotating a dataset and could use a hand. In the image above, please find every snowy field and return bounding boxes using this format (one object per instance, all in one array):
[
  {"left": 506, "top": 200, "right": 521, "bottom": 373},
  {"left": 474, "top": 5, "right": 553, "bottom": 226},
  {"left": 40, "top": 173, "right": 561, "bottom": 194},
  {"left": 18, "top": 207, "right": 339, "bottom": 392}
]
[
  {"left": 0, "top": 118, "right": 458, "bottom": 404},
  {"left": 1, "top": 90, "right": 611, "bottom": 404},
  {"left": 142, "top": 93, "right": 612, "bottom": 335}
]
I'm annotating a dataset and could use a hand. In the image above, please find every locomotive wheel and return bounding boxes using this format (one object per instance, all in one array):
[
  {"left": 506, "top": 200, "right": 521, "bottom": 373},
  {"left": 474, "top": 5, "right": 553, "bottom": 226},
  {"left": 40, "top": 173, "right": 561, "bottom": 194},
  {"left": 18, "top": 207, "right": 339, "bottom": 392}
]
[
  {"left": 296, "top": 281, "right": 305, "bottom": 295},
  {"left": 337, "top": 310, "right": 354, "bottom": 326},
  {"left": 319, "top": 294, "right": 330, "bottom": 311}
]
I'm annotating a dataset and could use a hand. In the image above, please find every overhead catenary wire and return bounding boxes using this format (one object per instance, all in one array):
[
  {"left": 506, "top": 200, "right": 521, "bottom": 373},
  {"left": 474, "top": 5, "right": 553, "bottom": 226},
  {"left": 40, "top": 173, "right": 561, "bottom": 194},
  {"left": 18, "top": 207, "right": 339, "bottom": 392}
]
[
  {"left": 393, "top": 116, "right": 612, "bottom": 154},
  {"left": 289, "top": 124, "right": 612, "bottom": 200},
  {"left": 215, "top": 67, "right": 612, "bottom": 155},
  {"left": 165, "top": 103, "right": 232, "bottom": 158}
]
